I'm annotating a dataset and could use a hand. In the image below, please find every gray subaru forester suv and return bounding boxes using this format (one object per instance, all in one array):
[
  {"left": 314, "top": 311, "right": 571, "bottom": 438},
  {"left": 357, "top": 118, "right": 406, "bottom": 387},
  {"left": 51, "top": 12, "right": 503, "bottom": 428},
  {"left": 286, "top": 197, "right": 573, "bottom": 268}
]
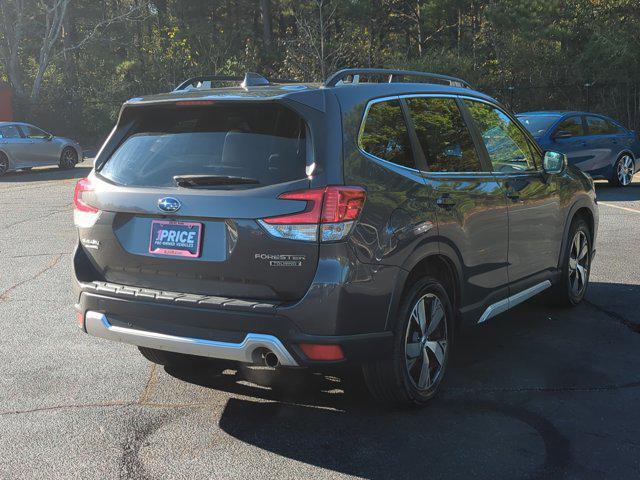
[{"left": 73, "top": 69, "right": 598, "bottom": 407}]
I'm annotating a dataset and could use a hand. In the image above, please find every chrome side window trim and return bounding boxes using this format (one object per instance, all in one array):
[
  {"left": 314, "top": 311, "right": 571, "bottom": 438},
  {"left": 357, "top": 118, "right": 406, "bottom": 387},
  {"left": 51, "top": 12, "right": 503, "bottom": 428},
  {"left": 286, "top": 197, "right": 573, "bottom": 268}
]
[{"left": 357, "top": 95, "right": 423, "bottom": 175}]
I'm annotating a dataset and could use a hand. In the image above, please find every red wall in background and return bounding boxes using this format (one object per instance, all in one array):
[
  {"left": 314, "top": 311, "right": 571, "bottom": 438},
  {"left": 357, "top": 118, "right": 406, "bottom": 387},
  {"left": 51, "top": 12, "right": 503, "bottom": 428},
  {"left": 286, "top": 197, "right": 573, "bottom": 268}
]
[{"left": 0, "top": 82, "right": 13, "bottom": 122}]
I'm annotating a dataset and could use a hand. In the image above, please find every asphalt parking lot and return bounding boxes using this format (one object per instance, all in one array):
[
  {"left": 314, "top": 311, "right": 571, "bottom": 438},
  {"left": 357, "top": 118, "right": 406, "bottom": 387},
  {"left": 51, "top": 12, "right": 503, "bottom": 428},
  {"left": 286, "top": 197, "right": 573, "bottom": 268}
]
[{"left": 1, "top": 163, "right": 639, "bottom": 480}]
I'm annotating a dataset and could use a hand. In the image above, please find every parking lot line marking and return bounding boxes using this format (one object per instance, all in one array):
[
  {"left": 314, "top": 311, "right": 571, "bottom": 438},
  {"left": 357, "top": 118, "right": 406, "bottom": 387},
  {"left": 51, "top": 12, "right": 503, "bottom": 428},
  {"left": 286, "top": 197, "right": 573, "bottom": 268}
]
[{"left": 599, "top": 202, "right": 640, "bottom": 214}]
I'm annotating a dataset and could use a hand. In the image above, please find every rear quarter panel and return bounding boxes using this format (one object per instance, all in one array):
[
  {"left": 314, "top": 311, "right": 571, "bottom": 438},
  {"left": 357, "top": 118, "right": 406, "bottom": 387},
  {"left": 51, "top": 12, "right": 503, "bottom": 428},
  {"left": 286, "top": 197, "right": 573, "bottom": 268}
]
[
  {"left": 556, "top": 166, "right": 599, "bottom": 264},
  {"left": 338, "top": 94, "right": 440, "bottom": 269}
]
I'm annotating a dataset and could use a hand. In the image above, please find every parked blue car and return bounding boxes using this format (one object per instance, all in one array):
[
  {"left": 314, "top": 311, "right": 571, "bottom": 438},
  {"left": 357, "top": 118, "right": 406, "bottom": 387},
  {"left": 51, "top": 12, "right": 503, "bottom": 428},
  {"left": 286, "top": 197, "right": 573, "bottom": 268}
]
[{"left": 517, "top": 111, "right": 639, "bottom": 186}]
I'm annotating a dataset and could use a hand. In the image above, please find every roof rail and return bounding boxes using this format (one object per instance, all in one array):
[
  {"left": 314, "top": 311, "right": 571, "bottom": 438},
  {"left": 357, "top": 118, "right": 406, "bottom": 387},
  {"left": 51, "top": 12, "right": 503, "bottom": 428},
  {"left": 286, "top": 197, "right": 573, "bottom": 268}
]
[
  {"left": 324, "top": 68, "right": 472, "bottom": 89},
  {"left": 174, "top": 73, "right": 299, "bottom": 91}
]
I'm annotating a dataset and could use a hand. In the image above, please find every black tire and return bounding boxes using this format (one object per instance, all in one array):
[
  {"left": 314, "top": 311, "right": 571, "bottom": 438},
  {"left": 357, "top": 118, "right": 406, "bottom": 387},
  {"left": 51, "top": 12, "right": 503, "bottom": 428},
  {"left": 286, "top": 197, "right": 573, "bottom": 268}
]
[
  {"left": 362, "top": 277, "right": 454, "bottom": 407},
  {"left": 59, "top": 147, "right": 78, "bottom": 170},
  {"left": 549, "top": 218, "right": 592, "bottom": 307},
  {"left": 138, "top": 346, "right": 229, "bottom": 371},
  {"left": 0, "top": 153, "right": 8, "bottom": 177},
  {"left": 608, "top": 154, "right": 635, "bottom": 187}
]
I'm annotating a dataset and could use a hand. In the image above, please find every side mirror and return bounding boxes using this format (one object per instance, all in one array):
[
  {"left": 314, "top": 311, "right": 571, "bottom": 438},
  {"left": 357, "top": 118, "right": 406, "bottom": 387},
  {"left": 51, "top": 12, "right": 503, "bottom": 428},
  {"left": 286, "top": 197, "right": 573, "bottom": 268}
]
[
  {"left": 552, "top": 130, "right": 572, "bottom": 140},
  {"left": 46, "top": 134, "right": 54, "bottom": 141},
  {"left": 543, "top": 151, "right": 567, "bottom": 175}
]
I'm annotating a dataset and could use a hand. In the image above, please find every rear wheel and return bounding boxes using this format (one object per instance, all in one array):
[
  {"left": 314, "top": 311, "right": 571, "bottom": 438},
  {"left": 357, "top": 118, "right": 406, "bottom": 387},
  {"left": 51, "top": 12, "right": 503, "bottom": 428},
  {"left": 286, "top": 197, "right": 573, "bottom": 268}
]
[
  {"left": 138, "top": 346, "right": 229, "bottom": 371},
  {"left": 362, "top": 277, "right": 453, "bottom": 407},
  {"left": 549, "top": 218, "right": 591, "bottom": 307},
  {"left": 59, "top": 147, "right": 78, "bottom": 169},
  {"left": 609, "top": 154, "right": 635, "bottom": 187},
  {"left": 0, "top": 153, "right": 8, "bottom": 177}
]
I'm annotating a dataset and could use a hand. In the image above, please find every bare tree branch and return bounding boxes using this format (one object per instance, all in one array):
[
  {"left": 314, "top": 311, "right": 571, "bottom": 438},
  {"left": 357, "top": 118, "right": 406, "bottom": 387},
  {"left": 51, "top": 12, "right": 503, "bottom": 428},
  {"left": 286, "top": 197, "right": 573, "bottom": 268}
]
[
  {"left": 0, "top": 0, "right": 154, "bottom": 101},
  {"left": 54, "top": 2, "right": 152, "bottom": 58}
]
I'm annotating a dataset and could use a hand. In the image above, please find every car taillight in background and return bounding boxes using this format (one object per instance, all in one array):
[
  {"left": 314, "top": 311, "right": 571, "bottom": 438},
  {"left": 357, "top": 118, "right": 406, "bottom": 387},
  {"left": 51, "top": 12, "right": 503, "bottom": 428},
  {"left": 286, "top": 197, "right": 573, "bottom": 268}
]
[
  {"left": 259, "top": 186, "right": 366, "bottom": 242},
  {"left": 73, "top": 177, "right": 100, "bottom": 228}
]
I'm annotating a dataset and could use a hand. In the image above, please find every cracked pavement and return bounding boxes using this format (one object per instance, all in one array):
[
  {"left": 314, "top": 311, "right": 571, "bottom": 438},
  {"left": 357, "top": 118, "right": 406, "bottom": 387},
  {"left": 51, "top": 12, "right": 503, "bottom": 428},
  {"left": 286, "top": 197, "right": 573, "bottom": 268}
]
[{"left": 0, "top": 164, "right": 639, "bottom": 479}]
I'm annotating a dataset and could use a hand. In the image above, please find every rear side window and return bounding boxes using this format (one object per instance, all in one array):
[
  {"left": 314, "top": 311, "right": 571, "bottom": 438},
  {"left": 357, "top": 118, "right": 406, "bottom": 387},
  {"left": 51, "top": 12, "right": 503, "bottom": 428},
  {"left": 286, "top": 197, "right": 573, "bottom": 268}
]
[
  {"left": 555, "top": 116, "right": 585, "bottom": 137},
  {"left": 586, "top": 116, "right": 618, "bottom": 135},
  {"left": 406, "top": 97, "right": 482, "bottom": 173},
  {"left": 359, "top": 99, "right": 415, "bottom": 169},
  {"left": 100, "top": 104, "right": 308, "bottom": 188}
]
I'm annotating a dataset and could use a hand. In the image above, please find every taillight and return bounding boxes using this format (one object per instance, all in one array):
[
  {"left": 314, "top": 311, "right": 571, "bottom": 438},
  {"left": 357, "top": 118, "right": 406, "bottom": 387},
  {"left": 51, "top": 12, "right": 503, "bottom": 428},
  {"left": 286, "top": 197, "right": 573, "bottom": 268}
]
[
  {"left": 73, "top": 177, "right": 100, "bottom": 228},
  {"left": 259, "top": 186, "right": 366, "bottom": 242}
]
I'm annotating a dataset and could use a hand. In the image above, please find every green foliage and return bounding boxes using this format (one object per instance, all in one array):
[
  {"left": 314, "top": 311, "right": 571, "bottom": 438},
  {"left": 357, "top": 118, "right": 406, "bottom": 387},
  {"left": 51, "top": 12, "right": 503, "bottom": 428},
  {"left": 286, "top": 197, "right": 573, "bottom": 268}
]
[{"left": 1, "top": 0, "right": 639, "bottom": 145}]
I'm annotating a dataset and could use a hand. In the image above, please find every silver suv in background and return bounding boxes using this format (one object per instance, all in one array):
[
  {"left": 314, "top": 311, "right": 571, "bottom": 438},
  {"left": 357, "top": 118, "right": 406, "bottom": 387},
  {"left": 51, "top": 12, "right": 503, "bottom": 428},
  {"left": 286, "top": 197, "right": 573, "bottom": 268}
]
[{"left": 0, "top": 122, "right": 82, "bottom": 176}]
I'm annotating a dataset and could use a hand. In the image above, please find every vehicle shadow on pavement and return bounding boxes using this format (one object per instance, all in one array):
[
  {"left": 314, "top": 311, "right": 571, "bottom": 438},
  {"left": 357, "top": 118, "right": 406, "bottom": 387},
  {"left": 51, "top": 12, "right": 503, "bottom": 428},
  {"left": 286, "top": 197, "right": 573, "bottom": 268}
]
[
  {"left": 586, "top": 282, "right": 640, "bottom": 332},
  {"left": 0, "top": 165, "right": 92, "bottom": 183},
  {"left": 164, "top": 301, "right": 597, "bottom": 479},
  {"left": 594, "top": 181, "right": 640, "bottom": 201},
  {"left": 167, "top": 365, "right": 569, "bottom": 479}
]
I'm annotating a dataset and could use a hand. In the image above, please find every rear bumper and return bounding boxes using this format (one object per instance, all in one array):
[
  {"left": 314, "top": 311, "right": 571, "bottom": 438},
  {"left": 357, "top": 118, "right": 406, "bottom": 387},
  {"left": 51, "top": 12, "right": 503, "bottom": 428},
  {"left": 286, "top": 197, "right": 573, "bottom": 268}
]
[
  {"left": 73, "top": 240, "right": 400, "bottom": 366},
  {"left": 85, "top": 311, "right": 300, "bottom": 366},
  {"left": 76, "top": 287, "right": 394, "bottom": 367}
]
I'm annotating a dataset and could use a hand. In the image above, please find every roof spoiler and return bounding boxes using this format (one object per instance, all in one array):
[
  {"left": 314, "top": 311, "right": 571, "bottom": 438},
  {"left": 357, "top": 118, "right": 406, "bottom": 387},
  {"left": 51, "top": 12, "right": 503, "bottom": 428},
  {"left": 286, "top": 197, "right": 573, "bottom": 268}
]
[
  {"left": 324, "top": 68, "right": 472, "bottom": 89},
  {"left": 174, "top": 73, "right": 299, "bottom": 91}
]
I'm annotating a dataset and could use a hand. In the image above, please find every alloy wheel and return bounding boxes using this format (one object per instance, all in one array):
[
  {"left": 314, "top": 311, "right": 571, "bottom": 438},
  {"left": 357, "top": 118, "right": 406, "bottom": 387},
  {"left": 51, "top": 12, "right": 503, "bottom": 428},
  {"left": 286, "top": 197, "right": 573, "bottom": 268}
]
[
  {"left": 617, "top": 155, "right": 634, "bottom": 186},
  {"left": 63, "top": 148, "right": 77, "bottom": 168},
  {"left": 568, "top": 230, "right": 590, "bottom": 297},
  {"left": 0, "top": 158, "right": 7, "bottom": 176},
  {"left": 404, "top": 293, "right": 448, "bottom": 391}
]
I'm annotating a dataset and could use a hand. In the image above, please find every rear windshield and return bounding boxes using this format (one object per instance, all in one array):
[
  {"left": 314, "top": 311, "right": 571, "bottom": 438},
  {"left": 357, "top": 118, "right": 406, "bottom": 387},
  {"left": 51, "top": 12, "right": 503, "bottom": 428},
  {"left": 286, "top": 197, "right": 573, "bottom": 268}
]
[
  {"left": 99, "top": 103, "right": 308, "bottom": 188},
  {"left": 516, "top": 115, "right": 561, "bottom": 137}
]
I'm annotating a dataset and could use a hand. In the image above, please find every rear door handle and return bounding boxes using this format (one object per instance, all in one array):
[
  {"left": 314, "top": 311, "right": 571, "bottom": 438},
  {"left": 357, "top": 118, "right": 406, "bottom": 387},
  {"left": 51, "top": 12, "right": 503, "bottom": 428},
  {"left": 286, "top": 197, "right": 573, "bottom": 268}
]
[{"left": 436, "top": 194, "right": 456, "bottom": 208}]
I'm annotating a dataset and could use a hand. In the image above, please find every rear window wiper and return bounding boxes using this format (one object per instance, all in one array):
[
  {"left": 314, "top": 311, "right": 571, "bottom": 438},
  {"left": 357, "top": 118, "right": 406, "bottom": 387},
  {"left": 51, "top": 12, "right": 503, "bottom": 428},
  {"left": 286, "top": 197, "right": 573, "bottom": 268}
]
[{"left": 173, "top": 175, "right": 260, "bottom": 187}]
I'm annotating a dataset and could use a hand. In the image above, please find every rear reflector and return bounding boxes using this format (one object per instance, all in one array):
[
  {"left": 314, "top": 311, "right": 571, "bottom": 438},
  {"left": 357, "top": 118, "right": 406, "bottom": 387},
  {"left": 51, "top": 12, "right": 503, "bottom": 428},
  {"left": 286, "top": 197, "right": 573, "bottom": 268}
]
[
  {"left": 299, "top": 343, "right": 345, "bottom": 361},
  {"left": 260, "top": 186, "right": 366, "bottom": 242}
]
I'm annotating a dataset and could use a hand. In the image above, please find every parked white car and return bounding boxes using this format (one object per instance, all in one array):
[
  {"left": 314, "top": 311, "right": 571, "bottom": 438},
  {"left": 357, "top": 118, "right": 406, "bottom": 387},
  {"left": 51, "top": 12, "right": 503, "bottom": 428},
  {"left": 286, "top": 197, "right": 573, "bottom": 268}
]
[{"left": 0, "top": 122, "right": 83, "bottom": 176}]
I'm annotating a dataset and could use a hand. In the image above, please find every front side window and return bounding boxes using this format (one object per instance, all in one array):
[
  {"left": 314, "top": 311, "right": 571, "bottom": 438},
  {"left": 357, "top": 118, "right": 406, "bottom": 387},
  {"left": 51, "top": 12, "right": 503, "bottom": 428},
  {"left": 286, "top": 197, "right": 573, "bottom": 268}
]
[
  {"left": 465, "top": 100, "right": 540, "bottom": 173},
  {"left": 554, "top": 116, "right": 585, "bottom": 138},
  {"left": 0, "top": 125, "right": 22, "bottom": 139},
  {"left": 359, "top": 99, "right": 414, "bottom": 169},
  {"left": 517, "top": 114, "right": 561, "bottom": 137},
  {"left": 406, "top": 97, "right": 482, "bottom": 172},
  {"left": 21, "top": 125, "right": 49, "bottom": 139}
]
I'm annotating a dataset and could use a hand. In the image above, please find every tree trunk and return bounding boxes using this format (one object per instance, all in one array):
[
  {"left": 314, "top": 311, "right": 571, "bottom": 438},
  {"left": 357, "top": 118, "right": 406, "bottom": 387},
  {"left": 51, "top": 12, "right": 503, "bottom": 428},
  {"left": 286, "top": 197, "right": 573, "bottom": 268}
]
[
  {"left": 260, "top": 0, "right": 273, "bottom": 50},
  {"left": 0, "top": 0, "right": 26, "bottom": 98},
  {"left": 31, "top": 0, "right": 71, "bottom": 101}
]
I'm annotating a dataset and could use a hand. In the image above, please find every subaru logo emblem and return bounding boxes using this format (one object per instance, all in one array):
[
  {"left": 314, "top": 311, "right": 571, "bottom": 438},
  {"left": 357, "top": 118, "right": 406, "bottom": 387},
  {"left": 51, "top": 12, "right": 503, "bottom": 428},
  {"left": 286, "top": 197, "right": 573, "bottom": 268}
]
[{"left": 158, "top": 197, "right": 181, "bottom": 213}]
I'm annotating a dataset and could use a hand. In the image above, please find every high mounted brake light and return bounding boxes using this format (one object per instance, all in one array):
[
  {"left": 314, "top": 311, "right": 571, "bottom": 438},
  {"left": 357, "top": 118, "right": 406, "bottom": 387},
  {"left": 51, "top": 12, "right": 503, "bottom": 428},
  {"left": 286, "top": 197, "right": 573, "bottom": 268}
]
[
  {"left": 259, "top": 186, "right": 366, "bottom": 242},
  {"left": 175, "top": 100, "right": 216, "bottom": 106},
  {"left": 73, "top": 177, "right": 100, "bottom": 228}
]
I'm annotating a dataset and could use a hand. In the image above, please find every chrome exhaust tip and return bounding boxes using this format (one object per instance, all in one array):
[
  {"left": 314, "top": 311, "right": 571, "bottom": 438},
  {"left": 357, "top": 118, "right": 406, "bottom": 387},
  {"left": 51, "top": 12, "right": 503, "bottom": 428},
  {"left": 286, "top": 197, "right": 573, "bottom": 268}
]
[{"left": 264, "top": 351, "right": 280, "bottom": 368}]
